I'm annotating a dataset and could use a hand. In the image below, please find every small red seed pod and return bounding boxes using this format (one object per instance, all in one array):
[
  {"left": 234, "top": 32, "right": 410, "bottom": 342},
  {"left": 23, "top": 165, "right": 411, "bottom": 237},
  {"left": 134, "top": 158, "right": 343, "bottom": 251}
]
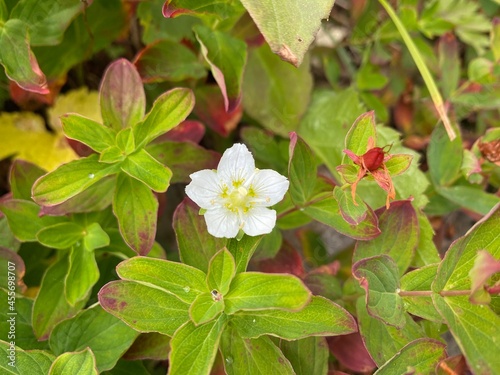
[{"left": 361, "top": 147, "right": 385, "bottom": 171}]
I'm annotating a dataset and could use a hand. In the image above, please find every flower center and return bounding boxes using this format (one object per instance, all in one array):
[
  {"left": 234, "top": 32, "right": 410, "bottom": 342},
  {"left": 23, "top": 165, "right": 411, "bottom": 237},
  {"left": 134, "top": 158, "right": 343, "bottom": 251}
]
[{"left": 224, "top": 186, "right": 254, "bottom": 213}]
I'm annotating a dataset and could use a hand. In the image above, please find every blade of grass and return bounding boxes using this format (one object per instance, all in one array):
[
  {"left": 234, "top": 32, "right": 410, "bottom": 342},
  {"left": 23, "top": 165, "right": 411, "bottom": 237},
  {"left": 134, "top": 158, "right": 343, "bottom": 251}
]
[{"left": 378, "top": 0, "right": 456, "bottom": 140}]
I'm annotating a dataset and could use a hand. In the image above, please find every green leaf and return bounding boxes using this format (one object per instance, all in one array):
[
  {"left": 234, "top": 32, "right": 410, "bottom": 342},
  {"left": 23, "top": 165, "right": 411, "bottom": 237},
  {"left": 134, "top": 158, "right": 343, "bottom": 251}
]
[
  {"left": 287, "top": 132, "right": 317, "bottom": 206},
  {"left": 98, "top": 280, "right": 190, "bottom": 336},
  {"left": 121, "top": 149, "right": 172, "bottom": 193},
  {"left": 189, "top": 292, "right": 224, "bottom": 326},
  {"left": 194, "top": 25, "right": 247, "bottom": 112},
  {"left": 279, "top": 337, "right": 329, "bottom": 375},
  {"left": 432, "top": 295, "right": 500, "bottom": 374},
  {"left": 303, "top": 196, "right": 381, "bottom": 240},
  {"left": 116, "top": 257, "right": 208, "bottom": 304},
  {"left": 0, "top": 1, "right": 7, "bottom": 21},
  {"left": 333, "top": 186, "right": 368, "bottom": 225},
  {"left": 352, "top": 255, "right": 406, "bottom": 328},
  {"left": 33, "top": 255, "right": 87, "bottom": 340},
  {"left": 356, "top": 62, "right": 388, "bottom": 90},
  {"left": 438, "top": 33, "right": 460, "bottom": 98},
  {"left": 49, "top": 348, "right": 98, "bottom": 375},
  {"left": 168, "top": 316, "right": 226, "bottom": 375},
  {"left": 240, "top": 0, "right": 334, "bottom": 66},
  {"left": 162, "top": 0, "right": 244, "bottom": 21},
  {"left": 99, "top": 146, "right": 125, "bottom": 164},
  {"left": 65, "top": 242, "right": 99, "bottom": 305},
  {"left": 231, "top": 296, "right": 356, "bottom": 340},
  {"left": 0, "top": 341, "right": 54, "bottom": 374},
  {"left": 134, "top": 39, "right": 206, "bottom": 82},
  {"left": 11, "top": 0, "right": 85, "bottom": 46},
  {"left": 437, "top": 185, "right": 500, "bottom": 216},
  {"left": 0, "top": 19, "right": 48, "bottom": 94},
  {"left": 225, "top": 272, "right": 311, "bottom": 314},
  {"left": 374, "top": 338, "right": 447, "bottom": 375},
  {"left": 412, "top": 209, "right": 440, "bottom": 268},
  {"left": 113, "top": 172, "right": 158, "bottom": 255},
  {"left": 61, "top": 114, "right": 116, "bottom": 153},
  {"left": 83, "top": 222, "right": 110, "bottom": 251},
  {"left": 345, "top": 111, "right": 377, "bottom": 157},
  {"left": 384, "top": 154, "right": 413, "bottom": 175},
  {"left": 32, "top": 154, "right": 120, "bottom": 206},
  {"left": 9, "top": 160, "right": 46, "bottom": 201},
  {"left": 0, "top": 199, "right": 65, "bottom": 241},
  {"left": 173, "top": 199, "right": 227, "bottom": 273},
  {"left": 123, "top": 332, "right": 170, "bottom": 361},
  {"left": 356, "top": 297, "right": 425, "bottom": 366},
  {"left": 133, "top": 87, "right": 194, "bottom": 148},
  {"left": 220, "top": 326, "right": 294, "bottom": 375},
  {"left": 400, "top": 264, "right": 443, "bottom": 323},
  {"left": 207, "top": 248, "right": 236, "bottom": 295},
  {"left": 427, "top": 123, "right": 462, "bottom": 186},
  {"left": 353, "top": 200, "right": 419, "bottom": 275},
  {"left": 100, "top": 59, "right": 145, "bottom": 131},
  {"left": 226, "top": 235, "right": 263, "bottom": 274},
  {"left": 36, "top": 222, "right": 84, "bottom": 249},
  {"left": 49, "top": 305, "right": 139, "bottom": 372},
  {"left": 115, "top": 128, "right": 135, "bottom": 155},
  {"left": 242, "top": 43, "right": 312, "bottom": 137}
]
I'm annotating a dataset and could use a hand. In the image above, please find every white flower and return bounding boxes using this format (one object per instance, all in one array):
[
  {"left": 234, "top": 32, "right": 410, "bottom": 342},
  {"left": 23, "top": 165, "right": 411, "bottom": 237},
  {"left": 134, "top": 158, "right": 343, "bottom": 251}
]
[{"left": 185, "top": 144, "right": 289, "bottom": 238}]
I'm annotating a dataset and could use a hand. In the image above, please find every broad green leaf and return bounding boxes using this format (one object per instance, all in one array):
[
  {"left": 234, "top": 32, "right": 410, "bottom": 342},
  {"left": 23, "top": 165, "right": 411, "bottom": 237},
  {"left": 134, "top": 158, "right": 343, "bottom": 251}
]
[
  {"left": 384, "top": 154, "right": 413, "bottom": 176},
  {"left": 232, "top": 296, "right": 356, "bottom": 340},
  {"left": 9, "top": 160, "right": 46, "bottom": 200},
  {"left": 432, "top": 295, "right": 500, "bottom": 373},
  {"left": 242, "top": 43, "right": 312, "bottom": 137},
  {"left": 356, "top": 298, "right": 425, "bottom": 366},
  {"left": 226, "top": 235, "right": 262, "bottom": 274},
  {"left": 168, "top": 316, "right": 226, "bottom": 375},
  {"left": 49, "top": 348, "right": 97, "bottom": 375},
  {"left": 173, "top": 199, "right": 227, "bottom": 273},
  {"left": 298, "top": 89, "right": 364, "bottom": 175},
  {"left": 147, "top": 141, "right": 219, "bottom": 184},
  {"left": 437, "top": 185, "right": 500, "bottom": 216},
  {"left": 207, "top": 248, "right": 236, "bottom": 295},
  {"left": 113, "top": 172, "right": 158, "bottom": 255},
  {"left": 374, "top": 338, "right": 446, "bottom": 375},
  {"left": 352, "top": 255, "right": 406, "bottom": 328},
  {"left": 225, "top": 272, "right": 311, "bottom": 314},
  {"left": 116, "top": 257, "right": 208, "bottom": 304},
  {"left": 123, "top": 332, "right": 170, "bottom": 361},
  {"left": 353, "top": 200, "right": 418, "bottom": 275},
  {"left": 0, "top": 19, "right": 48, "bottom": 93},
  {"left": 83, "top": 222, "right": 110, "bottom": 251},
  {"left": 189, "top": 292, "right": 224, "bottom": 326},
  {"left": 49, "top": 305, "right": 139, "bottom": 372},
  {"left": 400, "top": 264, "right": 443, "bottom": 323},
  {"left": 333, "top": 186, "right": 368, "bottom": 225},
  {"left": 61, "top": 115, "right": 115, "bottom": 153},
  {"left": 303, "top": 196, "right": 381, "bottom": 240},
  {"left": 11, "top": 0, "right": 84, "bottom": 46},
  {"left": 279, "top": 337, "right": 329, "bottom": 375},
  {"left": 220, "top": 326, "right": 294, "bottom": 375},
  {"left": 100, "top": 59, "right": 145, "bottom": 131},
  {"left": 99, "top": 146, "right": 125, "bottom": 164},
  {"left": 121, "top": 149, "right": 172, "bottom": 193},
  {"left": 427, "top": 123, "right": 462, "bottom": 186},
  {"left": 65, "top": 242, "right": 99, "bottom": 305},
  {"left": 240, "top": 0, "right": 334, "bottom": 66},
  {"left": 36, "top": 222, "right": 84, "bottom": 249},
  {"left": 115, "top": 128, "right": 135, "bottom": 155},
  {"left": 32, "top": 154, "right": 120, "bottom": 206},
  {"left": 133, "top": 88, "right": 194, "bottom": 148},
  {"left": 356, "top": 61, "right": 388, "bottom": 91},
  {"left": 287, "top": 132, "right": 317, "bottom": 206},
  {"left": 0, "top": 199, "right": 65, "bottom": 241},
  {"left": 98, "top": 280, "right": 190, "bottom": 336},
  {"left": 412, "top": 209, "right": 440, "bottom": 268},
  {"left": 0, "top": 341, "right": 54, "bottom": 375},
  {"left": 134, "top": 39, "right": 206, "bottom": 82},
  {"left": 194, "top": 25, "right": 247, "bottom": 112},
  {"left": 344, "top": 111, "right": 377, "bottom": 157},
  {"left": 33, "top": 255, "right": 87, "bottom": 340}
]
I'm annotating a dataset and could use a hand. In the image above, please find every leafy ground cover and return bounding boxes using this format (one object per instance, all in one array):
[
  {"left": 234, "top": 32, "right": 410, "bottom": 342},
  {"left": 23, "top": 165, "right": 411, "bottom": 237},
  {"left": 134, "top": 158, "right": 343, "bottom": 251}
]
[{"left": 0, "top": 0, "right": 499, "bottom": 374}]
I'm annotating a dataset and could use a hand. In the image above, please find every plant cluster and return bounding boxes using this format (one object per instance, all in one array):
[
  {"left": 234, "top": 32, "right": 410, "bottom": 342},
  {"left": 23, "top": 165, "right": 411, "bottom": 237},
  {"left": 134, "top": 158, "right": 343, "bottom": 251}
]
[{"left": 0, "top": 0, "right": 499, "bottom": 374}]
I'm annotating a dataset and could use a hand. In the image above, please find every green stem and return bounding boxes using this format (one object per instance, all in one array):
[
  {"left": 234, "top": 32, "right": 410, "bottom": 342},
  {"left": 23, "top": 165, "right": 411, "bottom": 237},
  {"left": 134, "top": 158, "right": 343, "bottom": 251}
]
[
  {"left": 276, "top": 192, "right": 331, "bottom": 219},
  {"left": 378, "top": 0, "right": 456, "bottom": 140}
]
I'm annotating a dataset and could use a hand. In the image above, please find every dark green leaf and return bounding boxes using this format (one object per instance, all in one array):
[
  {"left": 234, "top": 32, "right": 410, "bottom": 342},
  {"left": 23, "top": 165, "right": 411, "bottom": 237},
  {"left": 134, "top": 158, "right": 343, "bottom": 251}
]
[
  {"left": 98, "top": 280, "right": 190, "bottom": 336},
  {"left": 427, "top": 123, "right": 462, "bottom": 186},
  {"left": 9, "top": 160, "right": 46, "bottom": 200},
  {"left": 280, "top": 337, "right": 329, "bottom": 375},
  {"left": 65, "top": 242, "right": 99, "bottom": 305},
  {"left": 113, "top": 173, "right": 158, "bottom": 255},
  {"left": 412, "top": 210, "right": 440, "bottom": 267},
  {"left": 437, "top": 185, "right": 500, "bottom": 216},
  {"left": 62, "top": 114, "right": 116, "bottom": 153},
  {"left": 226, "top": 235, "right": 262, "bottom": 274},
  {"left": 121, "top": 149, "right": 172, "bottom": 193},
  {"left": 287, "top": 132, "right": 317, "bottom": 206}
]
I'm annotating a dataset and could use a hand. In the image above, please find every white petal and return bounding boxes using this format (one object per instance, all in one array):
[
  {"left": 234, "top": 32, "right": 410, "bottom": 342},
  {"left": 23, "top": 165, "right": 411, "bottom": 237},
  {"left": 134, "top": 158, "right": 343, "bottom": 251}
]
[
  {"left": 204, "top": 208, "right": 240, "bottom": 238},
  {"left": 242, "top": 207, "right": 276, "bottom": 236},
  {"left": 249, "top": 169, "right": 289, "bottom": 206},
  {"left": 185, "top": 169, "right": 221, "bottom": 208},
  {"left": 217, "top": 143, "right": 255, "bottom": 184}
]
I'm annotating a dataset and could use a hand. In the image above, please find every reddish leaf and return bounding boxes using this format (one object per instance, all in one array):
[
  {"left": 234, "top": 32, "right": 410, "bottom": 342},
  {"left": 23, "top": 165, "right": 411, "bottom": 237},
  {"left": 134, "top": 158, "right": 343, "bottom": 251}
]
[
  {"left": 152, "top": 120, "right": 205, "bottom": 144},
  {"left": 469, "top": 250, "right": 500, "bottom": 304},
  {"left": 9, "top": 78, "right": 63, "bottom": 110},
  {"left": 255, "top": 241, "right": 305, "bottom": 277},
  {"left": 0, "top": 247, "right": 27, "bottom": 293},
  {"left": 193, "top": 85, "right": 242, "bottom": 137},
  {"left": 327, "top": 332, "right": 376, "bottom": 373}
]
